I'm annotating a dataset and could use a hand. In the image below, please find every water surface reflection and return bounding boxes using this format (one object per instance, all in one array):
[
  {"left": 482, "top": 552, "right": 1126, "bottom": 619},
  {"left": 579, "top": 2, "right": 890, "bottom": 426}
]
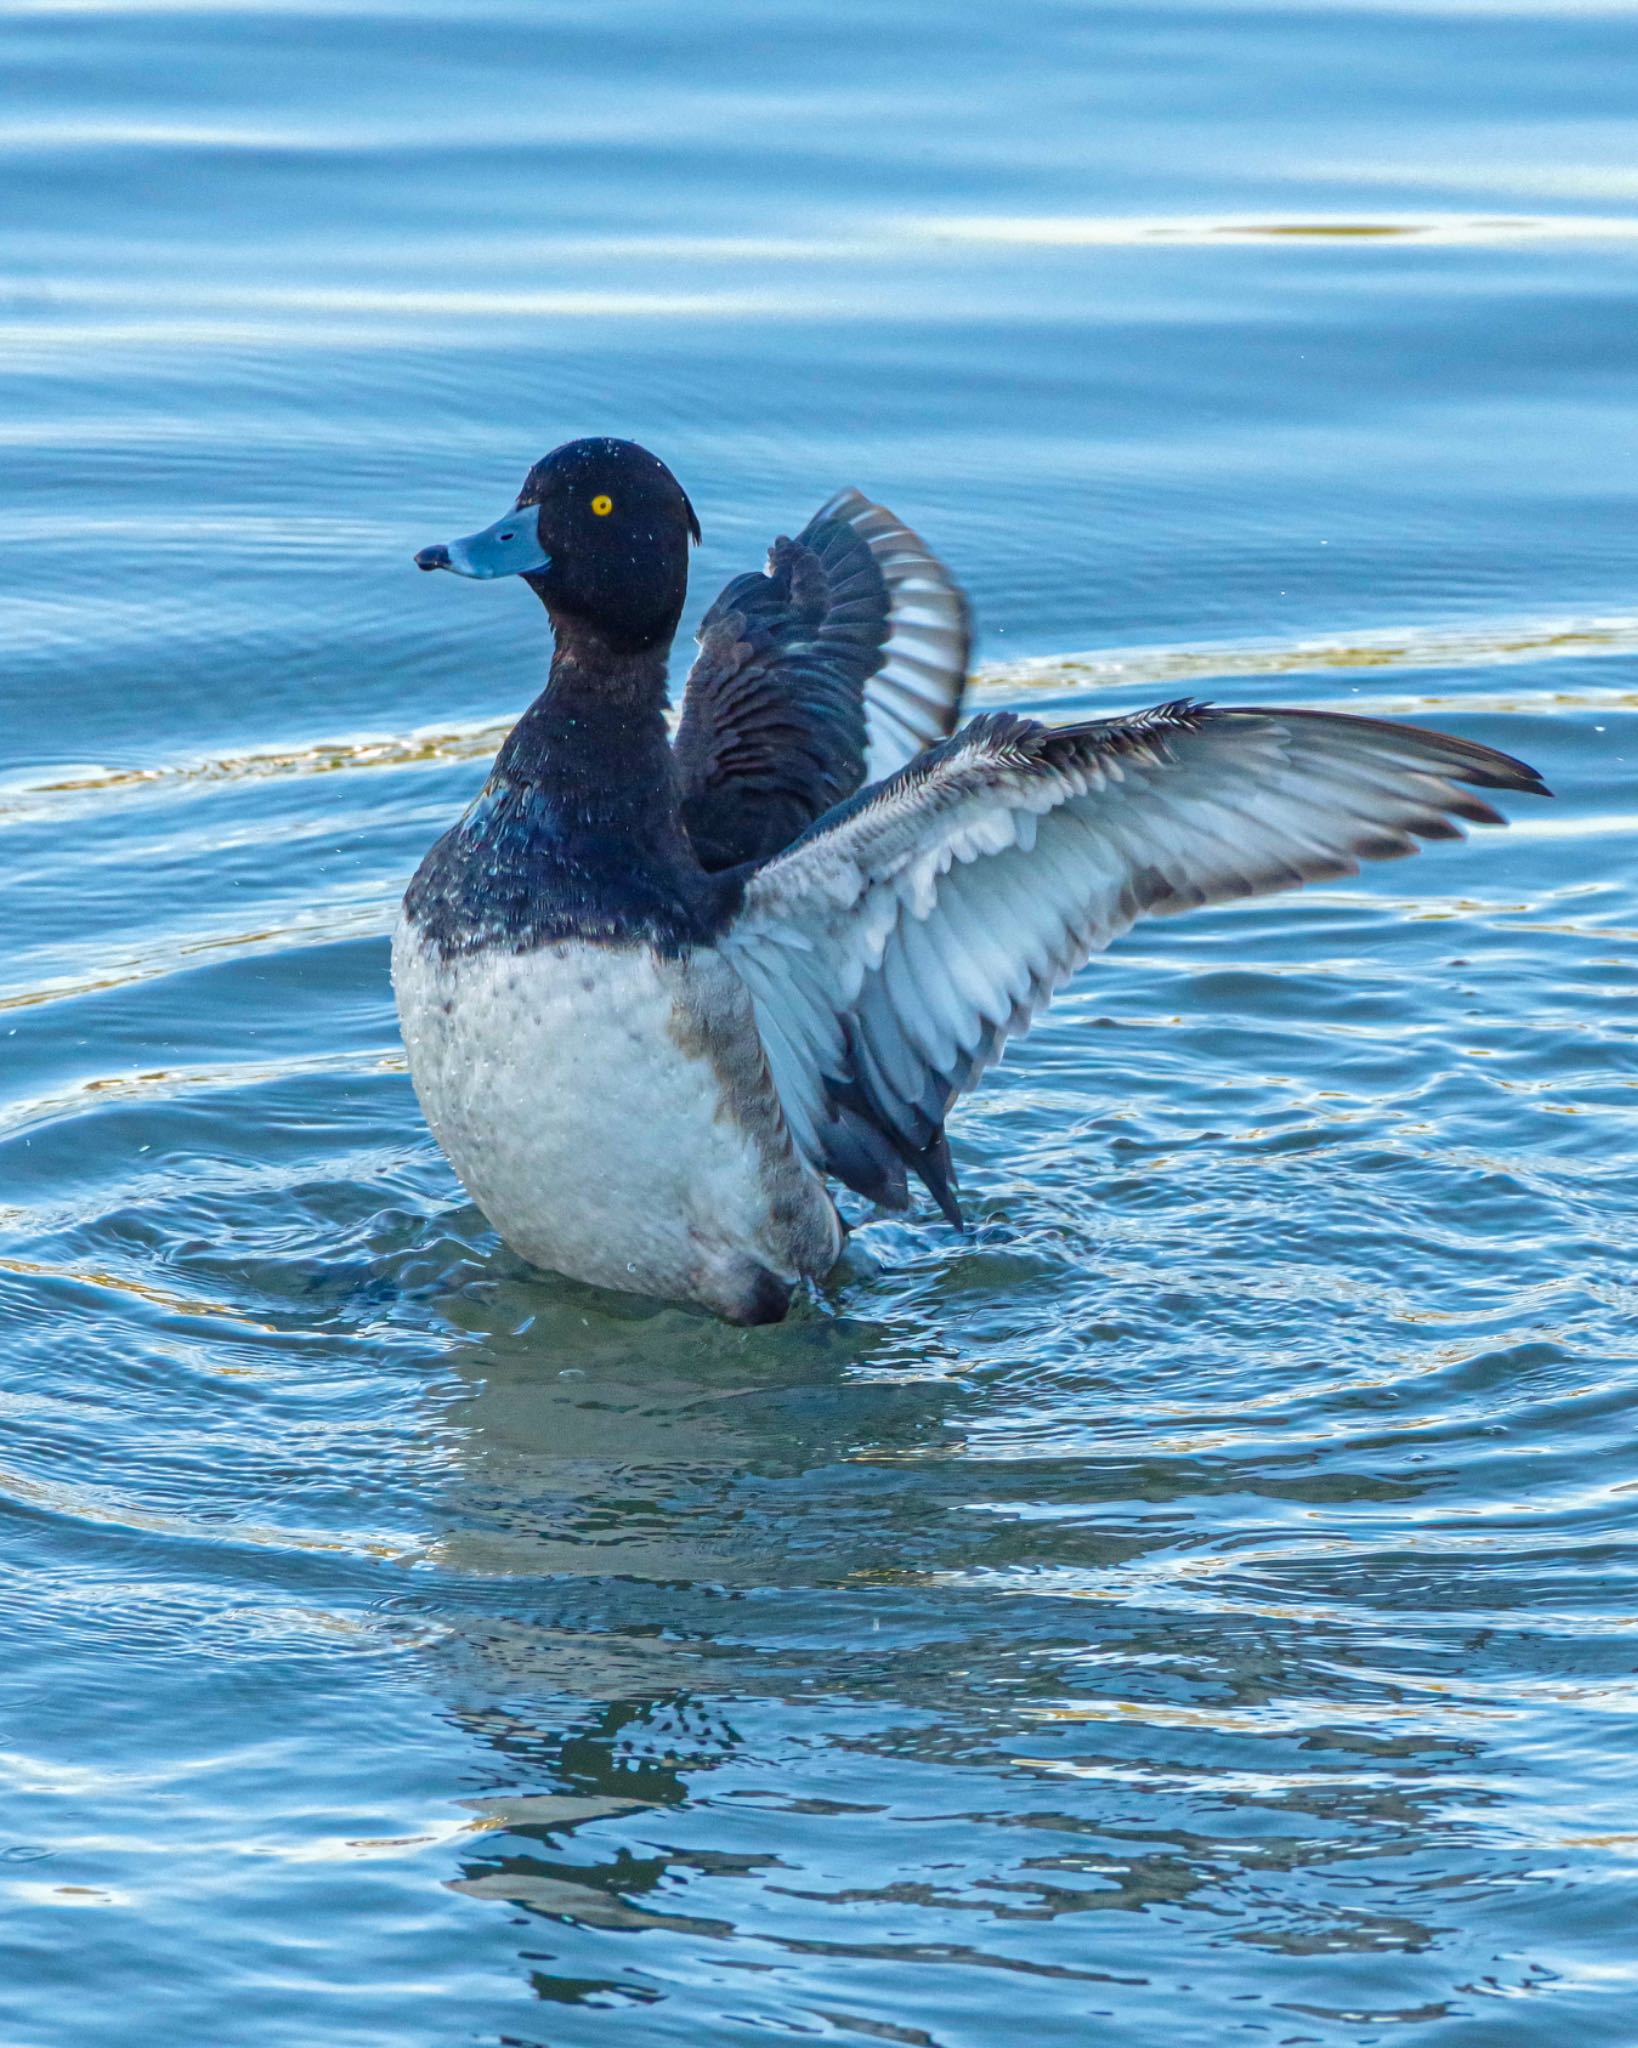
[{"left": 403, "top": 1254, "right": 1572, "bottom": 2035}]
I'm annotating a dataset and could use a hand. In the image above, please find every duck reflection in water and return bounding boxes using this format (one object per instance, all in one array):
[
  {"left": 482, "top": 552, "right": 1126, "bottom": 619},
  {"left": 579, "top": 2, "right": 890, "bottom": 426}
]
[{"left": 411, "top": 1262, "right": 1466, "bottom": 2020}]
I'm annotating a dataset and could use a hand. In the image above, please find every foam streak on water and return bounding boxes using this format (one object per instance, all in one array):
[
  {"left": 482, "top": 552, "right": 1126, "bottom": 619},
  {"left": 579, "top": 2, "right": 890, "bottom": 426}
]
[{"left": 3, "top": 3, "right": 1638, "bottom": 2043}]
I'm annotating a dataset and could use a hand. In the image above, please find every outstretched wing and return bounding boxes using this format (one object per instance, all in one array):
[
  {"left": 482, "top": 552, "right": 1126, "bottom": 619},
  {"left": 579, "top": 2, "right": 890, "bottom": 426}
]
[
  {"left": 674, "top": 492, "right": 969, "bottom": 870},
  {"left": 720, "top": 701, "right": 1549, "bottom": 1222}
]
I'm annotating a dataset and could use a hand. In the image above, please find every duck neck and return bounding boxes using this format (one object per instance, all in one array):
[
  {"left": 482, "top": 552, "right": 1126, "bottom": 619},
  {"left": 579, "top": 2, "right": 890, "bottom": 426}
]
[
  {"left": 494, "top": 628, "right": 680, "bottom": 842},
  {"left": 407, "top": 622, "right": 728, "bottom": 955}
]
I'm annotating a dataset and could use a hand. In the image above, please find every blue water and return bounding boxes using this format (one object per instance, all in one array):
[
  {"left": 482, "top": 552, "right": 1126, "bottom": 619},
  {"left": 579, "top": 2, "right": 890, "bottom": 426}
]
[{"left": 5, "top": 3, "right": 1638, "bottom": 2042}]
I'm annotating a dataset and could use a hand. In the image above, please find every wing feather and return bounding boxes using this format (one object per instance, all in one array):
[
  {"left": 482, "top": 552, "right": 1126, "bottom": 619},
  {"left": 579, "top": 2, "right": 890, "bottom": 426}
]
[
  {"left": 722, "top": 700, "right": 1548, "bottom": 1220},
  {"left": 675, "top": 492, "right": 969, "bottom": 869},
  {"left": 805, "top": 490, "right": 969, "bottom": 780}
]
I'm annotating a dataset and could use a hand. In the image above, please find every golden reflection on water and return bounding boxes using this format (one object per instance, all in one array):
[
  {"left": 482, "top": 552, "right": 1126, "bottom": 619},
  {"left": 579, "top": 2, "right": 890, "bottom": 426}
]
[
  {"left": 926, "top": 212, "right": 1638, "bottom": 246},
  {"left": 0, "top": 1249, "right": 273, "bottom": 1328},
  {"left": 0, "top": 1458, "right": 418, "bottom": 1560},
  {"left": 2, "top": 607, "right": 1632, "bottom": 826}
]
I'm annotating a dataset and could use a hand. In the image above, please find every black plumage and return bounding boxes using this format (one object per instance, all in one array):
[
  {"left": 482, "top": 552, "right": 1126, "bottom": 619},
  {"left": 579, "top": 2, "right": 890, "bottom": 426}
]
[{"left": 407, "top": 441, "right": 969, "bottom": 957}]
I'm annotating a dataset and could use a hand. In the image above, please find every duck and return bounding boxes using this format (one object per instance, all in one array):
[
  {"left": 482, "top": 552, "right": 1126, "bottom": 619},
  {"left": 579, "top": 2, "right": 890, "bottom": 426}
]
[{"left": 395, "top": 436, "right": 1547, "bottom": 1324}]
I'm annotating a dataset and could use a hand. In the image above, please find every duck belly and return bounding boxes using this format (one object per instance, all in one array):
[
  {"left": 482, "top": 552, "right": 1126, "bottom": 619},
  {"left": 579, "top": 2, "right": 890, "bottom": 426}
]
[{"left": 392, "top": 923, "right": 840, "bottom": 1320}]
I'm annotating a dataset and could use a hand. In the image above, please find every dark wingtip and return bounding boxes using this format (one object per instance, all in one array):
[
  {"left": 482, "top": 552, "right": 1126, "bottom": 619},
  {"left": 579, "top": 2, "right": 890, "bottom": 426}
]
[
  {"left": 917, "top": 1132, "right": 965, "bottom": 1231},
  {"left": 1508, "top": 762, "right": 1553, "bottom": 799},
  {"left": 1229, "top": 705, "right": 1552, "bottom": 801},
  {"left": 1439, "top": 739, "right": 1551, "bottom": 798}
]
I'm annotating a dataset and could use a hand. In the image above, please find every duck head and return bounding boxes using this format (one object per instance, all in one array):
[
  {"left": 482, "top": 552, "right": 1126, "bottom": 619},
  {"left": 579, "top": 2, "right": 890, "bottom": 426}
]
[{"left": 415, "top": 437, "right": 701, "bottom": 655}]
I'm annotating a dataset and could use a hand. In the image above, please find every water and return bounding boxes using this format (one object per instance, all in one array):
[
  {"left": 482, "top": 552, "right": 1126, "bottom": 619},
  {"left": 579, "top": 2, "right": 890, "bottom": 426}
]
[{"left": 4, "top": 1, "right": 1638, "bottom": 2040}]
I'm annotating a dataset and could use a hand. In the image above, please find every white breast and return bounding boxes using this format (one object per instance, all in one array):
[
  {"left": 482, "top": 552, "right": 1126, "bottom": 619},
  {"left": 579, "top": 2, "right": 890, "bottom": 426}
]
[{"left": 392, "top": 921, "right": 839, "bottom": 1316}]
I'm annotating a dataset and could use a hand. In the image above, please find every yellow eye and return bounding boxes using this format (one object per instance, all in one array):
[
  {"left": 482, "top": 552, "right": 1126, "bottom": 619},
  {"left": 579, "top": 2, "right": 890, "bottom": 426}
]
[{"left": 590, "top": 494, "right": 613, "bottom": 517}]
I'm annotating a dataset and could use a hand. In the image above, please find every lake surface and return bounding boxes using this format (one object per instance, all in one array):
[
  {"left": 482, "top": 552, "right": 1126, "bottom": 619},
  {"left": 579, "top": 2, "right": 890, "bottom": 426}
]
[{"left": 4, "top": 2, "right": 1638, "bottom": 2041}]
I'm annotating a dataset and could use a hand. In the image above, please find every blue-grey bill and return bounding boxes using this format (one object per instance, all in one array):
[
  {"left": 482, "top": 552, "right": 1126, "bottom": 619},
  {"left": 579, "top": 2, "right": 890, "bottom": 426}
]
[{"left": 415, "top": 510, "right": 550, "bottom": 578}]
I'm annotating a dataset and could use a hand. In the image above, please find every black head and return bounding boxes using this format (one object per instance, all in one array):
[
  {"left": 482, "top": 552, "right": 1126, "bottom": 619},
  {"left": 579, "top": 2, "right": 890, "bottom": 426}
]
[{"left": 414, "top": 437, "right": 701, "bottom": 654}]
